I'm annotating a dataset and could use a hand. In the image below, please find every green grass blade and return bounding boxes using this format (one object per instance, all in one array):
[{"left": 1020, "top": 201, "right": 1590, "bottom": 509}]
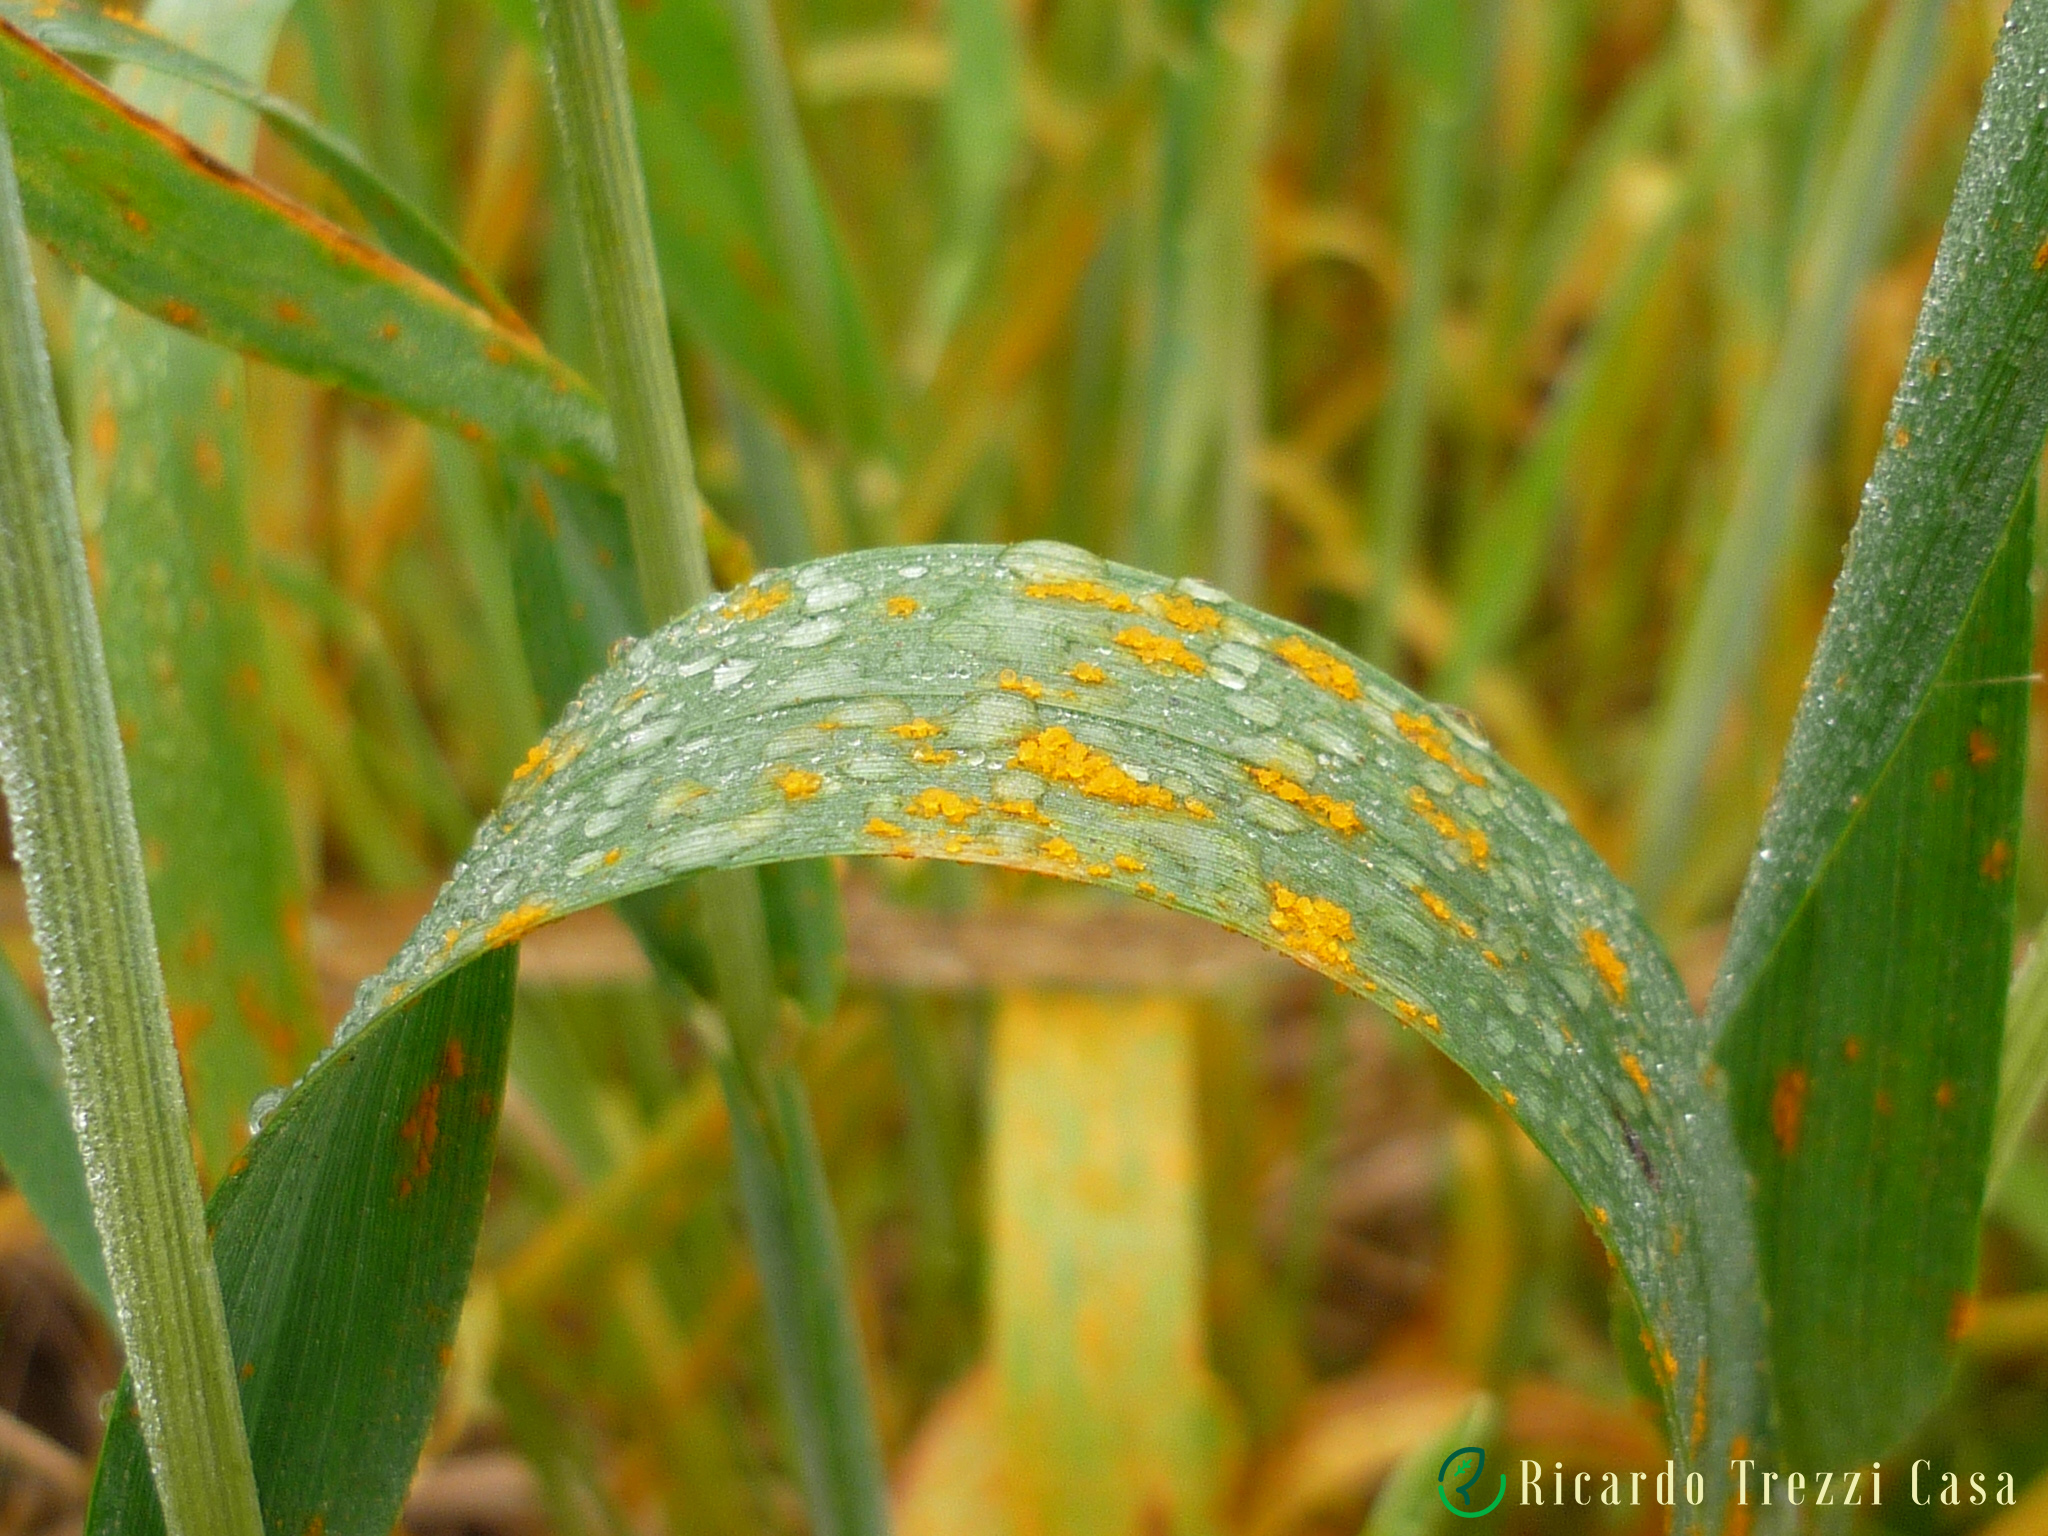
[
  {"left": 1993, "top": 911, "right": 2048, "bottom": 1189},
  {"left": 71, "top": 0, "right": 325, "bottom": 1182},
  {"left": 1357, "top": 0, "right": 1491, "bottom": 667},
  {"left": 0, "top": 0, "right": 519, "bottom": 326},
  {"left": 903, "top": 0, "right": 1023, "bottom": 379},
  {"left": 0, "top": 83, "right": 261, "bottom": 1536},
  {"left": 0, "top": 947, "right": 112, "bottom": 1314},
  {"left": 534, "top": 3, "right": 887, "bottom": 1530},
  {"left": 317, "top": 541, "right": 1767, "bottom": 1526},
  {"left": 0, "top": 19, "right": 611, "bottom": 480},
  {"left": 1717, "top": 488, "right": 2032, "bottom": 1469},
  {"left": 1709, "top": 0, "right": 2048, "bottom": 1470},
  {"left": 1633, "top": 0, "right": 1945, "bottom": 902},
  {"left": 86, "top": 953, "right": 519, "bottom": 1536}
]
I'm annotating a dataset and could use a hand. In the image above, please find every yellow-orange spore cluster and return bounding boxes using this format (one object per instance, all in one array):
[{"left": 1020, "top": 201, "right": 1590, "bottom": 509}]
[
  {"left": 1144, "top": 593, "right": 1222, "bottom": 632},
  {"left": 904, "top": 787, "right": 983, "bottom": 824},
  {"left": 1406, "top": 787, "right": 1489, "bottom": 866},
  {"left": 1393, "top": 711, "right": 1487, "bottom": 787},
  {"left": 1023, "top": 578, "right": 1137, "bottom": 612},
  {"left": 1581, "top": 928, "right": 1630, "bottom": 1004},
  {"left": 776, "top": 769, "right": 823, "bottom": 800},
  {"left": 1413, "top": 884, "right": 1476, "bottom": 940},
  {"left": 1272, "top": 635, "right": 1360, "bottom": 700},
  {"left": 485, "top": 901, "right": 556, "bottom": 949},
  {"left": 1267, "top": 883, "right": 1356, "bottom": 971},
  {"left": 1012, "top": 727, "right": 1179, "bottom": 812},
  {"left": 890, "top": 719, "right": 944, "bottom": 739},
  {"left": 1114, "top": 627, "right": 1205, "bottom": 674},
  {"left": 512, "top": 735, "right": 584, "bottom": 784},
  {"left": 1246, "top": 765, "right": 1364, "bottom": 835},
  {"left": 718, "top": 583, "right": 791, "bottom": 622}
]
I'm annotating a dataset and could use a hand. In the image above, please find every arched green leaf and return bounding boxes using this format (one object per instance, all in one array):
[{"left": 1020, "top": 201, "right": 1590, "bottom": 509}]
[{"left": 313, "top": 541, "right": 1755, "bottom": 1523}]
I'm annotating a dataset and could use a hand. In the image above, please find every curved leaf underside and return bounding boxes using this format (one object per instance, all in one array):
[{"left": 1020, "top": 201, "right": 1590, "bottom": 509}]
[{"left": 309, "top": 540, "right": 1765, "bottom": 1519}]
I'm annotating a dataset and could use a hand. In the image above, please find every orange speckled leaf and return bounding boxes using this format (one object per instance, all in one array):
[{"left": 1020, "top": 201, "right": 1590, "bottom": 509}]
[{"left": 319, "top": 541, "right": 1763, "bottom": 1526}]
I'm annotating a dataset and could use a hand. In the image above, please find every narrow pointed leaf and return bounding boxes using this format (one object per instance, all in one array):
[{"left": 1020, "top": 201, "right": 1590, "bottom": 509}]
[
  {"left": 86, "top": 952, "right": 517, "bottom": 1536},
  {"left": 0, "top": 0, "right": 518, "bottom": 324},
  {"left": 307, "top": 542, "right": 1763, "bottom": 1525},
  {"left": 0, "top": 19, "right": 611, "bottom": 481},
  {"left": 72, "top": 0, "right": 324, "bottom": 1182},
  {"left": 1710, "top": 0, "right": 2048, "bottom": 1470}
]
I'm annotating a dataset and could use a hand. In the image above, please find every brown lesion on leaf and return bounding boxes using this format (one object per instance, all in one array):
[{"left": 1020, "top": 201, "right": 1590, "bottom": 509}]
[
  {"left": 1969, "top": 728, "right": 2000, "bottom": 767},
  {"left": 395, "top": 1041, "right": 467, "bottom": 1200},
  {"left": 1983, "top": 838, "right": 2013, "bottom": 881},
  {"left": 1771, "top": 1067, "right": 1809, "bottom": 1155}
]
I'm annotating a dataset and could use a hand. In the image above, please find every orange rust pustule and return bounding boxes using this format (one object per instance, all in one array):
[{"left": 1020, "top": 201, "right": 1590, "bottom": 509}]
[
  {"left": 1113, "top": 627, "right": 1205, "bottom": 674},
  {"left": 1580, "top": 928, "right": 1630, "bottom": 1005},
  {"left": 1021, "top": 578, "right": 1136, "bottom": 612},
  {"left": 1392, "top": 710, "right": 1487, "bottom": 787},
  {"left": 1012, "top": 727, "right": 1179, "bottom": 812},
  {"left": 775, "top": 768, "right": 823, "bottom": 800},
  {"left": 1771, "top": 1067, "right": 1809, "bottom": 1156},
  {"left": 718, "top": 583, "right": 790, "bottom": 621},
  {"left": 484, "top": 901, "right": 556, "bottom": 949},
  {"left": 1271, "top": 635, "right": 1360, "bottom": 699},
  {"left": 1247, "top": 765, "right": 1363, "bottom": 835},
  {"left": 904, "top": 787, "right": 983, "bottom": 824},
  {"left": 1406, "top": 786, "right": 1488, "bottom": 866},
  {"left": 1143, "top": 592, "right": 1222, "bottom": 632},
  {"left": 1266, "top": 882, "right": 1356, "bottom": 972}
]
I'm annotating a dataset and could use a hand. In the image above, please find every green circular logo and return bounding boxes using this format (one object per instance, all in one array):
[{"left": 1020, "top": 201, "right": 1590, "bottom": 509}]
[{"left": 1436, "top": 1446, "right": 1506, "bottom": 1519}]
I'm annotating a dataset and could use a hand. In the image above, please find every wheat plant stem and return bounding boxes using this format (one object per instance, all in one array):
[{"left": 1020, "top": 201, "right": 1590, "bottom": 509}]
[
  {"left": 535, "top": 5, "right": 890, "bottom": 1534},
  {"left": 0, "top": 93, "right": 263, "bottom": 1536}
]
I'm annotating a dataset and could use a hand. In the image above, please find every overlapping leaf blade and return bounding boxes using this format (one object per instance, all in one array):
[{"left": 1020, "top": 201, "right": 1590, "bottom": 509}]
[
  {"left": 288, "top": 541, "right": 1765, "bottom": 1525},
  {"left": 71, "top": 0, "right": 324, "bottom": 1183},
  {"left": 0, "top": 947, "right": 110, "bottom": 1313},
  {"left": 0, "top": 20, "right": 610, "bottom": 481},
  {"left": 87, "top": 952, "right": 517, "bottom": 1536},
  {"left": 1709, "top": 0, "right": 2048, "bottom": 1472}
]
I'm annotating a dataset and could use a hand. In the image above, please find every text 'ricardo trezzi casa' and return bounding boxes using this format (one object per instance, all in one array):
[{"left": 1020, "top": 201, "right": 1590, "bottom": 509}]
[{"left": 1513, "top": 1460, "right": 2019, "bottom": 1510}]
